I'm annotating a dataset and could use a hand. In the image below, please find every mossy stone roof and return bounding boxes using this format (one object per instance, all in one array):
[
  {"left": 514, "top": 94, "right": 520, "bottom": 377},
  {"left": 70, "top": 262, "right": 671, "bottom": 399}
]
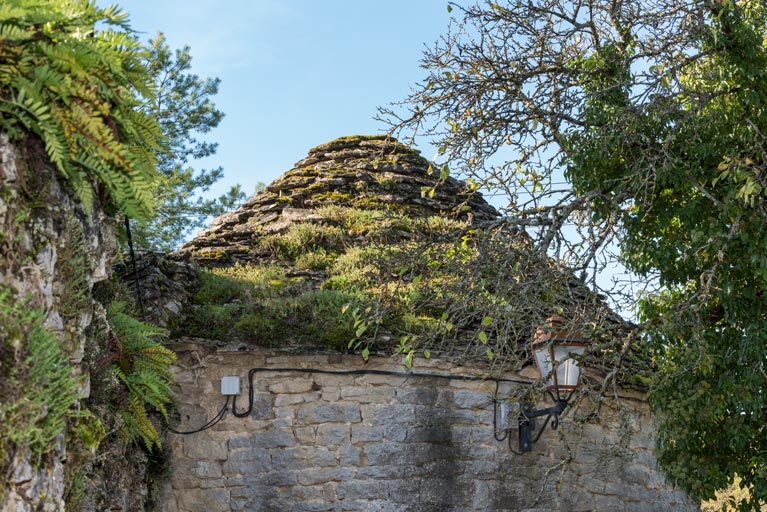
[{"left": 177, "top": 135, "right": 498, "bottom": 267}]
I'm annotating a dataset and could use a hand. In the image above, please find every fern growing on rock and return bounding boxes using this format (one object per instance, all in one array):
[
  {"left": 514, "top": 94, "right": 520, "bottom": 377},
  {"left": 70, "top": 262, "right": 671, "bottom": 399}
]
[
  {"left": 0, "top": 286, "right": 81, "bottom": 474},
  {"left": 106, "top": 302, "right": 176, "bottom": 451},
  {"left": 0, "top": 0, "right": 163, "bottom": 219}
]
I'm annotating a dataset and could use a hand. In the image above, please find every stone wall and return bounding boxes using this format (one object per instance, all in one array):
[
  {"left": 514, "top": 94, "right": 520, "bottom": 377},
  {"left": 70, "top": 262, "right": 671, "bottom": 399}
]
[{"left": 162, "top": 344, "right": 696, "bottom": 512}]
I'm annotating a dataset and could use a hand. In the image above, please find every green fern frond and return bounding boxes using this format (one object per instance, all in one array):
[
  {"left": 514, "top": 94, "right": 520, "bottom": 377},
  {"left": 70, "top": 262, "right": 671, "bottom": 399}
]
[
  {"left": 106, "top": 302, "right": 175, "bottom": 451},
  {"left": 122, "top": 395, "right": 161, "bottom": 451},
  {"left": 0, "top": 0, "right": 162, "bottom": 220}
]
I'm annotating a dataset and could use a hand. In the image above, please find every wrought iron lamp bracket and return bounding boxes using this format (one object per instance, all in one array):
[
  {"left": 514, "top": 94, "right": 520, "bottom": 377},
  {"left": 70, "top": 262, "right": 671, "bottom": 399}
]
[{"left": 518, "top": 389, "right": 572, "bottom": 452}]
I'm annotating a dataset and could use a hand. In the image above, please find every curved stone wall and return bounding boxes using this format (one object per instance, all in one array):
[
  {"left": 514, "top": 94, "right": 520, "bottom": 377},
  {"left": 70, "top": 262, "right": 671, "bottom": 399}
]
[{"left": 161, "top": 344, "right": 695, "bottom": 512}]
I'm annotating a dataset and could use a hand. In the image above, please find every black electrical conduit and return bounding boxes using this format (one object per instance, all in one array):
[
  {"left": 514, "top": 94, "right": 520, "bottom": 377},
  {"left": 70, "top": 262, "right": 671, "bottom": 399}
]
[
  {"left": 231, "top": 367, "right": 533, "bottom": 418},
  {"left": 168, "top": 366, "right": 649, "bottom": 435},
  {"left": 168, "top": 396, "right": 231, "bottom": 434},
  {"left": 168, "top": 367, "right": 533, "bottom": 435}
]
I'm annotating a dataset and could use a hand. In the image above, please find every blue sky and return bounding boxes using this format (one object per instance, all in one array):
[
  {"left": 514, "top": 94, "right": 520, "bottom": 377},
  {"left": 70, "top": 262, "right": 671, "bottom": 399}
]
[{"left": 112, "top": 0, "right": 452, "bottom": 200}]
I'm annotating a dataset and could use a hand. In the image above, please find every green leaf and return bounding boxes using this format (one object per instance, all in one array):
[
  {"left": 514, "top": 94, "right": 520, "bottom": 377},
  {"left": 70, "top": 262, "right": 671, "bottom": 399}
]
[
  {"left": 481, "top": 315, "right": 493, "bottom": 327},
  {"left": 478, "top": 331, "right": 488, "bottom": 344}
]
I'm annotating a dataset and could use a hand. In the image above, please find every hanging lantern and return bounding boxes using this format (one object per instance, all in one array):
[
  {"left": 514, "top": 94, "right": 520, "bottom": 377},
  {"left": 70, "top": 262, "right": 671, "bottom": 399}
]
[{"left": 532, "top": 315, "right": 587, "bottom": 399}]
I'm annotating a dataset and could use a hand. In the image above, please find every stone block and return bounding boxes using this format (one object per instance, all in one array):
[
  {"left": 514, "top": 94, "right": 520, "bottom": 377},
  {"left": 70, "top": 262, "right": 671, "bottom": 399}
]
[
  {"left": 321, "top": 386, "right": 341, "bottom": 401},
  {"left": 183, "top": 437, "right": 228, "bottom": 460},
  {"left": 222, "top": 449, "right": 271, "bottom": 476},
  {"left": 355, "top": 465, "right": 405, "bottom": 480},
  {"left": 413, "top": 404, "right": 478, "bottom": 425},
  {"left": 339, "top": 444, "right": 361, "bottom": 466},
  {"left": 269, "top": 378, "right": 317, "bottom": 394},
  {"left": 357, "top": 374, "right": 406, "bottom": 386},
  {"left": 363, "top": 443, "right": 407, "bottom": 466},
  {"left": 258, "top": 469, "right": 298, "bottom": 486},
  {"left": 336, "top": 479, "right": 391, "bottom": 501},
  {"left": 339, "top": 500, "right": 409, "bottom": 512},
  {"left": 297, "top": 468, "right": 357, "bottom": 486},
  {"left": 452, "top": 389, "right": 492, "bottom": 409},
  {"left": 169, "top": 459, "right": 224, "bottom": 489},
  {"left": 395, "top": 387, "right": 438, "bottom": 404},
  {"left": 351, "top": 425, "right": 383, "bottom": 444},
  {"left": 269, "top": 447, "right": 300, "bottom": 470},
  {"left": 273, "top": 405, "right": 296, "bottom": 420},
  {"left": 404, "top": 425, "right": 452, "bottom": 443},
  {"left": 449, "top": 425, "right": 486, "bottom": 444},
  {"left": 416, "top": 477, "right": 472, "bottom": 508},
  {"left": 275, "top": 392, "right": 315, "bottom": 407},
  {"left": 228, "top": 434, "right": 251, "bottom": 450},
  {"left": 229, "top": 484, "right": 291, "bottom": 511},
  {"left": 383, "top": 423, "right": 408, "bottom": 442},
  {"left": 341, "top": 386, "right": 395, "bottom": 403},
  {"left": 305, "top": 447, "right": 338, "bottom": 467},
  {"left": 190, "top": 460, "right": 222, "bottom": 479},
  {"left": 371, "top": 404, "right": 415, "bottom": 424},
  {"left": 294, "top": 425, "right": 318, "bottom": 444},
  {"left": 251, "top": 428, "right": 296, "bottom": 448},
  {"left": 317, "top": 423, "right": 351, "bottom": 447},
  {"left": 175, "top": 488, "right": 230, "bottom": 512},
  {"left": 298, "top": 401, "right": 361, "bottom": 424},
  {"left": 406, "top": 443, "right": 458, "bottom": 465},
  {"left": 292, "top": 501, "right": 336, "bottom": 512},
  {"left": 290, "top": 485, "right": 327, "bottom": 501}
]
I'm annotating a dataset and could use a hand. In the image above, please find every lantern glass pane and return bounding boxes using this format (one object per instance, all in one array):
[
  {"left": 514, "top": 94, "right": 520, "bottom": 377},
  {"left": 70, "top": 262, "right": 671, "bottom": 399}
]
[
  {"left": 533, "top": 345, "right": 555, "bottom": 388},
  {"left": 553, "top": 344, "right": 586, "bottom": 389}
]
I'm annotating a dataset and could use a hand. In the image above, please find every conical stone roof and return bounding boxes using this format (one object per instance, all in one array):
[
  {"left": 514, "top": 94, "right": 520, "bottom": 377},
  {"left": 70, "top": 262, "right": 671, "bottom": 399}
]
[
  {"left": 177, "top": 135, "right": 499, "bottom": 267},
  {"left": 162, "top": 134, "right": 632, "bottom": 378}
]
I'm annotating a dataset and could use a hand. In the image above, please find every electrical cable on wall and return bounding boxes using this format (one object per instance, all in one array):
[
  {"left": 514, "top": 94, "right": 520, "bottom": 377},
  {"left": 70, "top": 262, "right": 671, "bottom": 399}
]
[
  {"left": 123, "top": 216, "right": 146, "bottom": 321},
  {"left": 169, "top": 367, "right": 532, "bottom": 435},
  {"left": 167, "top": 366, "right": 647, "bottom": 436},
  {"left": 169, "top": 396, "right": 230, "bottom": 435}
]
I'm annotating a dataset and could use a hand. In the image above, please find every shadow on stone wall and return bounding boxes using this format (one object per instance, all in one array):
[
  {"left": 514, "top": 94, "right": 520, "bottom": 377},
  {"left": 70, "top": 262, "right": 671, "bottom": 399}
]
[{"left": 160, "top": 346, "right": 696, "bottom": 512}]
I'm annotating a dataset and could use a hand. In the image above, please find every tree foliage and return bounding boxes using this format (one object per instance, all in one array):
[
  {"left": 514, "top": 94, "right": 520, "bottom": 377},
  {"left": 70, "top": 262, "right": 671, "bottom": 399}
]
[
  {"left": 382, "top": 0, "right": 767, "bottom": 508},
  {"left": 134, "top": 33, "right": 244, "bottom": 251},
  {"left": 0, "top": 0, "right": 163, "bottom": 220}
]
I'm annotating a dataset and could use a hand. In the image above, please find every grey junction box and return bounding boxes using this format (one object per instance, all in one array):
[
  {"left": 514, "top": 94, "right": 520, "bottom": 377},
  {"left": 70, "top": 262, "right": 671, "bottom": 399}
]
[{"left": 220, "top": 376, "right": 241, "bottom": 396}]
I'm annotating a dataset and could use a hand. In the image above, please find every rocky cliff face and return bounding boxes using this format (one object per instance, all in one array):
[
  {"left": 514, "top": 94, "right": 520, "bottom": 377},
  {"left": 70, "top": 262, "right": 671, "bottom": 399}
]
[
  {"left": 0, "top": 134, "right": 116, "bottom": 511},
  {"left": 177, "top": 135, "right": 498, "bottom": 267},
  {"left": 0, "top": 135, "right": 161, "bottom": 512}
]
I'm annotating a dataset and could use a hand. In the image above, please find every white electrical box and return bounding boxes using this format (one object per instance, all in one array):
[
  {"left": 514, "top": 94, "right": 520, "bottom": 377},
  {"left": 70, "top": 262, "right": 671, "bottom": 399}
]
[{"left": 221, "top": 376, "right": 241, "bottom": 396}]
